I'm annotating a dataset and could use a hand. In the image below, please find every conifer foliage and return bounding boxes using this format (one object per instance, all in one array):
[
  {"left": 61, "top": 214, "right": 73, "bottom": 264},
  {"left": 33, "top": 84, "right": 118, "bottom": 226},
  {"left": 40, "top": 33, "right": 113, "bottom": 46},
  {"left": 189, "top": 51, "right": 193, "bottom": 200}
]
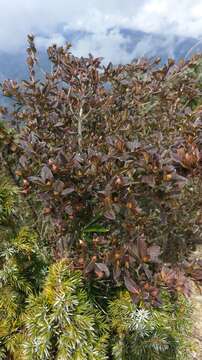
[
  {"left": 21, "top": 261, "right": 108, "bottom": 360},
  {"left": 109, "top": 291, "right": 191, "bottom": 360},
  {"left": 0, "top": 179, "right": 107, "bottom": 359},
  {"left": 0, "top": 179, "right": 46, "bottom": 359}
]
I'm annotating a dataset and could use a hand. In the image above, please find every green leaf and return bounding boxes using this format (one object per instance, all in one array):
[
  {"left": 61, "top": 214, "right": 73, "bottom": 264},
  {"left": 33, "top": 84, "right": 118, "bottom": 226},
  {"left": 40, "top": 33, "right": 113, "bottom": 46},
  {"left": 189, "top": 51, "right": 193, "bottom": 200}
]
[{"left": 83, "top": 224, "right": 109, "bottom": 233}]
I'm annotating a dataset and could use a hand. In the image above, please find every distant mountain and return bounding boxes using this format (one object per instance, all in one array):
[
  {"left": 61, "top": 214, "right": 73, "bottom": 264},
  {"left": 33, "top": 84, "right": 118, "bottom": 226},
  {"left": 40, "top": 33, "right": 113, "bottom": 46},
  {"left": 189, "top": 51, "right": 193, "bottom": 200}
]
[
  {"left": 0, "top": 29, "right": 201, "bottom": 96},
  {"left": 119, "top": 29, "right": 198, "bottom": 63}
]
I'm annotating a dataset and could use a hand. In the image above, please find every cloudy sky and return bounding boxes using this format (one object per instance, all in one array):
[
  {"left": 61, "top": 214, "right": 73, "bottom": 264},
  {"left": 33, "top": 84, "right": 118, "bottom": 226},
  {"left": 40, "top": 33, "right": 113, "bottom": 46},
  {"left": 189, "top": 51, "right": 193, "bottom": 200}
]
[{"left": 1, "top": 0, "right": 202, "bottom": 62}]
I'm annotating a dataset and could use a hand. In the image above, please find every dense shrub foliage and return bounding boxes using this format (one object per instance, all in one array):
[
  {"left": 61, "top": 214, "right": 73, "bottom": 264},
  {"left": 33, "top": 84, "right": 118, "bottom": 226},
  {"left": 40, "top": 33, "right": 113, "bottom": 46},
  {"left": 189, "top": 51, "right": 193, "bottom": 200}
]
[
  {"left": 0, "top": 179, "right": 192, "bottom": 359},
  {"left": 0, "top": 36, "right": 202, "bottom": 358},
  {"left": 109, "top": 291, "right": 191, "bottom": 360},
  {"left": 0, "top": 180, "right": 108, "bottom": 359}
]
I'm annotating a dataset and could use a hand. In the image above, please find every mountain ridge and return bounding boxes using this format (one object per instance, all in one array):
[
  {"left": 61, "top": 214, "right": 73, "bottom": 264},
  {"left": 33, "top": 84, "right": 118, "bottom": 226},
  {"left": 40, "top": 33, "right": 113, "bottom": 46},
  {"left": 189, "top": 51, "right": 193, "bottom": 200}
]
[{"left": 0, "top": 29, "right": 201, "bottom": 82}]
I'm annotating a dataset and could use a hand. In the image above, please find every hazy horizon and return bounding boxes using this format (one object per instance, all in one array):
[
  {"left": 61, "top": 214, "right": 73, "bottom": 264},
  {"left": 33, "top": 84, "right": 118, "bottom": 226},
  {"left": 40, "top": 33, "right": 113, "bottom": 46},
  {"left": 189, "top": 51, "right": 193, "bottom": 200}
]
[{"left": 0, "top": 0, "right": 202, "bottom": 63}]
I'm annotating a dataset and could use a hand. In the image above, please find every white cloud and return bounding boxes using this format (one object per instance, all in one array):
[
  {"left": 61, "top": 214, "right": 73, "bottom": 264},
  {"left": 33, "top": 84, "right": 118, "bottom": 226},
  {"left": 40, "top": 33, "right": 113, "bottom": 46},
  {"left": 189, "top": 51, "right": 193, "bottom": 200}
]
[
  {"left": 69, "top": 29, "right": 177, "bottom": 64},
  {"left": 35, "top": 34, "right": 66, "bottom": 48},
  {"left": 0, "top": 0, "right": 202, "bottom": 62},
  {"left": 71, "top": 28, "right": 132, "bottom": 64},
  {"left": 134, "top": 0, "right": 202, "bottom": 38}
]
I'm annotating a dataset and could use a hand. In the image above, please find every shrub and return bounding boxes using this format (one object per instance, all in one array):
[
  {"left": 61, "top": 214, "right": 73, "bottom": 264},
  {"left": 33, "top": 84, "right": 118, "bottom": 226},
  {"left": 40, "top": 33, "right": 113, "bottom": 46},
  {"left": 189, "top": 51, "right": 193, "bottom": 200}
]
[
  {"left": 0, "top": 178, "right": 48, "bottom": 358},
  {"left": 109, "top": 291, "right": 192, "bottom": 360},
  {"left": 1, "top": 36, "right": 201, "bottom": 290},
  {"left": 0, "top": 174, "right": 193, "bottom": 360},
  {"left": 14, "top": 261, "right": 108, "bottom": 360},
  {"left": 0, "top": 36, "right": 202, "bottom": 359}
]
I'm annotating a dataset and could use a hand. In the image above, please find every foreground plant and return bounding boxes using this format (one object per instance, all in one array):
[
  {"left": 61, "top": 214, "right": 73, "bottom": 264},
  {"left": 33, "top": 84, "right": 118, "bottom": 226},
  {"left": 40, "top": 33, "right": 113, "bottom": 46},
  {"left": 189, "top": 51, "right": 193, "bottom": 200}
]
[
  {"left": 1, "top": 36, "right": 201, "bottom": 266},
  {"left": 16, "top": 261, "right": 108, "bottom": 360},
  {"left": 0, "top": 36, "right": 202, "bottom": 359},
  {"left": 0, "top": 178, "right": 108, "bottom": 359},
  {"left": 0, "top": 178, "right": 47, "bottom": 358},
  {"left": 109, "top": 291, "right": 192, "bottom": 360}
]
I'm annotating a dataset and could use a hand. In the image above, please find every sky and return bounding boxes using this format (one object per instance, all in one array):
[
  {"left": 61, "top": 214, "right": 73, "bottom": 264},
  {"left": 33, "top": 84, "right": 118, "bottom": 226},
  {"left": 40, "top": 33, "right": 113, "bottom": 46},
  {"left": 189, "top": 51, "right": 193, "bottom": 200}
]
[{"left": 1, "top": 0, "right": 202, "bottom": 62}]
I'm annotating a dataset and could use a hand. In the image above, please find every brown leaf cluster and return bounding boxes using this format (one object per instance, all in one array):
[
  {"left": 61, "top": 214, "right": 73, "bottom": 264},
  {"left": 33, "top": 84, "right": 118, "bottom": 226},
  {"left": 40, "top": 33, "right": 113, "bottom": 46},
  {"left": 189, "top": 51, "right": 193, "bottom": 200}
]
[{"left": 1, "top": 37, "right": 202, "bottom": 301}]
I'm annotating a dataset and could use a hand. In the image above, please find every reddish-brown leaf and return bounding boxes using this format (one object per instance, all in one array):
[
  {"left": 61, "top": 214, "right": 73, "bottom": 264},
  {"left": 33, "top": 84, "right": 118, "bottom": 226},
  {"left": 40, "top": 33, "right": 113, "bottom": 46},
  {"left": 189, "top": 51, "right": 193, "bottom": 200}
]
[
  {"left": 147, "top": 245, "right": 161, "bottom": 263},
  {"left": 137, "top": 234, "right": 148, "bottom": 261},
  {"left": 124, "top": 276, "right": 140, "bottom": 294},
  {"left": 95, "top": 263, "right": 110, "bottom": 278},
  {"left": 191, "top": 269, "right": 202, "bottom": 281},
  {"left": 61, "top": 187, "right": 75, "bottom": 196},
  {"left": 104, "top": 209, "right": 116, "bottom": 220},
  {"left": 41, "top": 165, "right": 54, "bottom": 183}
]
